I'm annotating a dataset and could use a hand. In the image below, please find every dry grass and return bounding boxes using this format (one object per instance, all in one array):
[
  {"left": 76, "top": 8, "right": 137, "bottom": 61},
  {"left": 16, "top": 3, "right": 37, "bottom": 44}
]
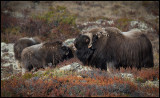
[{"left": 1, "top": 1, "right": 159, "bottom": 97}]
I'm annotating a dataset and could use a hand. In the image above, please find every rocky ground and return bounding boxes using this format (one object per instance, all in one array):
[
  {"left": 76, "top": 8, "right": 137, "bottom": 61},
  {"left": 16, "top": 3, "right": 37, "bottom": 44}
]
[
  {"left": 1, "top": 18, "right": 159, "bottom": 80},
  {"left": 1, "top": 1, "right": 159, "bottom": 97},
  {"left": 1, "top": 38, "right": 76, "bottom": 80},
  {"left": 1, "top": 23, "right": 159, "bottom": 96}
]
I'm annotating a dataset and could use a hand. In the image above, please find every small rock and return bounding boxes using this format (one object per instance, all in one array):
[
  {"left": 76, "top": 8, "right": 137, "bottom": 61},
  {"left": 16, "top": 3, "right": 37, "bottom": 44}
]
[
  {"left": 96, "top": 19, "right": 104, "bottom": 24},
  {"left": 1, "top": 48, "right": 9, "bottom": 52},
  {"left": 59, "top": 62, "right": 91, "bottom": 73},
  {"left": 1, "top": 42, "right": 6, "bottom": 48},
  {"left": 83, "top": 22, "right": 87, "bottom": 26},
  {"left": 1, "top": 63, "right": 13, "bottom": 67},
  {"left": 130, "top": 21, "right": 153, "bottom": 32},
  {"left": 142, "top": 80, "right": 159, "bottom": 88},
  {"left": 116, "top": 73, "right": 134, "bottom": 82},
  {"left": 107, "top": 20, "right": 114, "bottom": 25},
  {"left": 77, "top": 66, "right": 91, "bottom": 72},
  {"left": 63, "top": 38, "right": 75, "bottom": 47},
  {"left": 59, "top": 62, "right": 80, "bottom": 71}
]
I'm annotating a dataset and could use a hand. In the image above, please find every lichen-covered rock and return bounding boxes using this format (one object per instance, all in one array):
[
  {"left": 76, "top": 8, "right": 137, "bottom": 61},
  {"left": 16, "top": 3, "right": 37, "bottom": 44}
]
[
  {"left": 63, "top": 38, "right": 75, "bottom": 47},
  {"left": 142, "top": 80, "right": 159, "bottom": 88},
  {"left": 130, "top": 21, "right": 153, "bottom": 32},
  {"left": 96, "top": 19, "right": 104, "bottom": 24},
  {"left": 120, "top": 73, "right": 134, "bottom": 81},
  {"left": 1, "top": 42, "right": 18, "bottom": 69},
  {"left": 59, "top": 62, "right": 91, "bottom": 72},
  {"left": 1, "top": 42, "right": 21, "bottom": 80}
]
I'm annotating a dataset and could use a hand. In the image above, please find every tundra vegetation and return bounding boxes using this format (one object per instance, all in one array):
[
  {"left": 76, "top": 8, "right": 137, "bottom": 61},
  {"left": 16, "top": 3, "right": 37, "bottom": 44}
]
[{"left": 1, "top": 1, "right": 159, "bottom": 97}]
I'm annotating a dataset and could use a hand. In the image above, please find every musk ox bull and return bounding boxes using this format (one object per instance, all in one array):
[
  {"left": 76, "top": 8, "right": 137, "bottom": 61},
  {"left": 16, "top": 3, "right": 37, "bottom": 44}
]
[
  {"left": 21, "top": 41, "right": 74, "bottom": 75},
  {"left": 74, "top": 27, "right": 154, "bottom": 71},
  {"left": 14, "top": 37, "right": 41, "bottom": 69}
]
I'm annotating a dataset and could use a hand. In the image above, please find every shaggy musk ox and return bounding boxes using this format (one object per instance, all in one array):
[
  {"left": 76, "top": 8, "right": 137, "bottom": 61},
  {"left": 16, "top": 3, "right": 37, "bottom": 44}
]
[
  {"left": 14, "top": 37, "right": 41, "bottom": 69},
  {"left": 74, "top": 27, "right": 154, "bottom": 71},
  {"left": 21, "top": 41, "right": 73, "bottom": 75}
]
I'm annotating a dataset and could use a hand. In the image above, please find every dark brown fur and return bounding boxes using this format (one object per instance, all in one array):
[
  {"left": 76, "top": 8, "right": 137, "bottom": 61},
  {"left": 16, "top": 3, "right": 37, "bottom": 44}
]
[
  {"left": 14, "top": 37, "right": 41, "bottom": 69},
  {"left": 75, "top": 27, "right": 154, "bottom": 70},
  {"left": 21, "top": 41, "right": 73, "bottom": 75}
]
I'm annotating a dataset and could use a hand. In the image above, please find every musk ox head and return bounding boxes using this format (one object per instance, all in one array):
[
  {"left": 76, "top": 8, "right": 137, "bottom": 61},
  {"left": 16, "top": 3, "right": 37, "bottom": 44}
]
[
  {"left": 21, "top": 41, "right": 74, "bottom": 75},
  {"left": 78, "top": 27, "right": 122, "bottom": 49},
  {"left": 60, "top": 45, "right": 74, "bottom": 60},
  {"left": 74, "top": 27, "right": 154, "bottom": 71},
  {"left": 14, "top": 37, "right": 41, "bottom": 69},
  {"left": 74, "top": 34, "right": 91, "bottom": 50}
]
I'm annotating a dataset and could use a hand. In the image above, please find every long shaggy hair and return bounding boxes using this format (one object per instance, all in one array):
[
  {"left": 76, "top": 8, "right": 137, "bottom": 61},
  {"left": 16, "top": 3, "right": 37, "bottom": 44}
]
[
  {"left": 14, "top": 37, "right": 41, "bottom": 69},
  {"left": 21, "top": 41, "right": 74, "bottom": 75},
  {"left": 75, "top": 27, "right": 154, "bottom": 70}
]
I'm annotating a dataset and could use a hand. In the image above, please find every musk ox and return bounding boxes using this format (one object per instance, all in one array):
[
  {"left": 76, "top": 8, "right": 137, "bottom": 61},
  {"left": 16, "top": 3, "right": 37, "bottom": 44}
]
[
  {"left": 74, "top": 27, "right": 154, "bottom": 71},
  {"left": 21, "top": 41, "right": 73, "bottom": 75},
  {"left": 14, "top": 37, "right": 41, "bottom": 69}
]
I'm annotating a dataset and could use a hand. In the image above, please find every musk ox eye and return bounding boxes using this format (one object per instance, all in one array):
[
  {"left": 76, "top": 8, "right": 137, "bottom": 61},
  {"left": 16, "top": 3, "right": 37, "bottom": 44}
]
[{"left": 86, "top": 39, "right": 89, "bottom": 43}]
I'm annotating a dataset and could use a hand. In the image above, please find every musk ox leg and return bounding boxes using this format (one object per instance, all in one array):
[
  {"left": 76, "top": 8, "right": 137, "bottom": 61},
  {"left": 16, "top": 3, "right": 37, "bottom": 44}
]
[
  {"left": 22, "top": 68, "right": 27, "bottom": 75},
  {"left": 21, "top": 67, "right": 30, "bottom": 75},
  {"left": 52, "top": 58, "right": 56, "bottom": 67},
  {"left": 99, "top": 61, "right": 107, "bottom": 71},
  {"left": 21, "top": 60, "right": 33, "bottom": 75},
  {"left": 15, "top": 60, "right": 22, "bottom": 70},
  {"left": 31, "top": 67, "right": 38, "bottom": 73},
  {"left": 17, "top": 60, "right": 22, "bottom": 69},
  {"left": 106, "top": 62, "right": 117, "bottom": 73},
  {"left": 142, "top": 56, "right": 154, "bottom": 68},
  {"left": 114, "top": 62, "right": 120, "bottom": 70},
  {"left": 30, "top": 57, "right": 46, "bottom": 70},
  {"left": 42, "top": 59, "right": 48, "bottom": 69}
]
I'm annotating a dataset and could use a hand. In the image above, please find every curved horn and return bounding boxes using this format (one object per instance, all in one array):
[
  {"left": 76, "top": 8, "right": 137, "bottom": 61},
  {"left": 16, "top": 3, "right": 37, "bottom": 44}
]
[{"left": 83, "top": 33, "right": 93, "bottom": 48}]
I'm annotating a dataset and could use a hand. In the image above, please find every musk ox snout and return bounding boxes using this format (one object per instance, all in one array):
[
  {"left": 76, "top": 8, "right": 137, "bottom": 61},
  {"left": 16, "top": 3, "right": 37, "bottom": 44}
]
[{"left": 60, "top": 45, "right": 74, "bottom": 60}]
